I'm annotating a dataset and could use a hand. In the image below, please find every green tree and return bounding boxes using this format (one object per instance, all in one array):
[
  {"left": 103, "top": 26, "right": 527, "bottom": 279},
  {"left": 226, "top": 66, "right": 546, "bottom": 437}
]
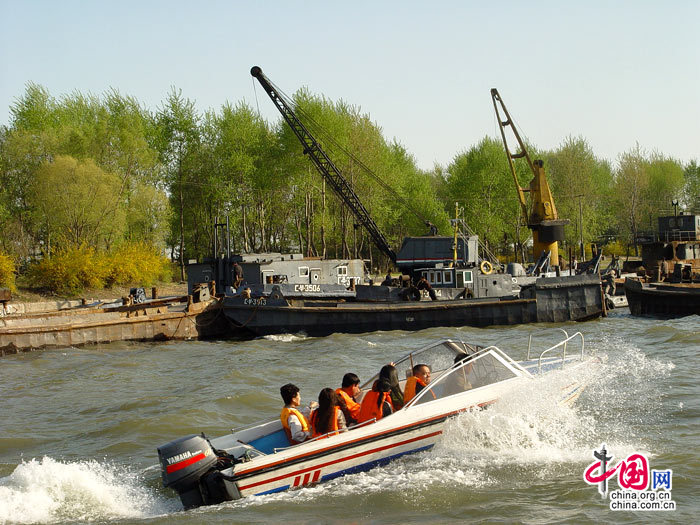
[
  {"left": 444, "top": 137, "right": 528, "bottom": 258},
  {"left": 683, "top": 160, "right": 700, "bottom": 211},
  {"left": 155, "top": 89, "right": 200, "bottom": 280},
  {"left": 611, "top": 146, "right": 685, "bottom": 253},
  {"left": 29, "top": 155, "right": 125, "bottom": 250},
  {"left": 544, "top": 136, "right": 614, "bottom": 253}
]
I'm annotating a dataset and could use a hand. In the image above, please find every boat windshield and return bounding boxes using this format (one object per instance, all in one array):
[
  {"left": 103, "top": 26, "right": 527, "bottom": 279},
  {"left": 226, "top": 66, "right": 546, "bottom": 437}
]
[
  {"left": 361, "top": 339, "right": 484, "bottom": 390},
  {"left": 408, "top": 348, "right": 521, "bottom": 406}
]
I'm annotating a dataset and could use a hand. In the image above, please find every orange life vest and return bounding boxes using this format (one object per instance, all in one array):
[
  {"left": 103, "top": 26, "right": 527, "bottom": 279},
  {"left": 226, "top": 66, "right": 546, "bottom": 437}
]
[
  {"left": 310, "top": 406, "right": 340, "bottom": 438},
  {"left": 404, "top": 376, "right": 431, "bottom": 404},
  {"left": 280, "top": 406, "right": 310, "bottom": 445},
  {"left": 335, "top": 388, "right": 361, "bottom": 421},
  {"left": 358, "top": 390, "right": 392, "bottom": 423}
]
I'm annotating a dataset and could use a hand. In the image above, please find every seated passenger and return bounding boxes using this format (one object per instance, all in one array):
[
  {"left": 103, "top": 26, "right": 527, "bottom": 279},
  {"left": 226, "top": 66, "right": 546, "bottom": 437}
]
[
  {"left": 310, "top": 388, "right": 347, "bottom": 438},
  {"left": 444, "top": 353, "right": 473, "bottom": 396},
  {"left": 358, "top": 378, "right": 393, "bottom": 423},
  {"left": 280, "top": 383, "right": 314, "bottom": 445},
  {"left": 379, "top": 364, "right": 404, "bottom": 410},
  {"left": 335, "top": 373, "right": 362, "bottom": 426},
  {"left": 403, "top": 364, "right": 433, "bottom": 404}
]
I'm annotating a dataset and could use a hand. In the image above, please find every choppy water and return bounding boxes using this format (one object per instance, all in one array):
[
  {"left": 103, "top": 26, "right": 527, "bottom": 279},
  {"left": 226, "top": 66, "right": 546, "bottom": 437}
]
[{"left": 1, "top": 310, "right": 698, "bottom": 524}]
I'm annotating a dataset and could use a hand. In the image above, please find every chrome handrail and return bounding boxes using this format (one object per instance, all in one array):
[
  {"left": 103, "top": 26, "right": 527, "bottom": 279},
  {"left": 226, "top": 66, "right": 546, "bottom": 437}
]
[{"left": 537, "top": 331, "right": 586, "bottom": 373}]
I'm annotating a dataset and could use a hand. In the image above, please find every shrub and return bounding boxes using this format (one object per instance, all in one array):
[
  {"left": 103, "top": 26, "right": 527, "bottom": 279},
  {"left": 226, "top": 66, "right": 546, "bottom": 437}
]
[
  {"left": 603, "top": 240, "right": 627, "bottom": 257},
  {"left": 28, "top": 244, "right": 108, "bottom": 295},
  {"left": 0, "top": 251, "right": 17, "bottom": 292},
  {"left": 104, "top": 242, "right": 172, "bottom": 288}
]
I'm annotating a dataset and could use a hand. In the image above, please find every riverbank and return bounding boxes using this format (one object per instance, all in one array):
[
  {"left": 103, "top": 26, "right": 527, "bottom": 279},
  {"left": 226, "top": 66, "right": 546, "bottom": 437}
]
[{"left": 6, "top": 281, "right": 188, "bottom": 304}]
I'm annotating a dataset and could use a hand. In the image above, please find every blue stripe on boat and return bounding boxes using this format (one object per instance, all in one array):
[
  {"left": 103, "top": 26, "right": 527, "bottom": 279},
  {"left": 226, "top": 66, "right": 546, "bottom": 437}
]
[{"left": 252, "top": 443, "right": 434, "bottom": 496}]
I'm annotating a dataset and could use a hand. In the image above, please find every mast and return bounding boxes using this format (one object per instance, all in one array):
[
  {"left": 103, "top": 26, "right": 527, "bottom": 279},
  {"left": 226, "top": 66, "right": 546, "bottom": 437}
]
[{"left": 251, "top": 66, "right": 397, "bottom": 264}]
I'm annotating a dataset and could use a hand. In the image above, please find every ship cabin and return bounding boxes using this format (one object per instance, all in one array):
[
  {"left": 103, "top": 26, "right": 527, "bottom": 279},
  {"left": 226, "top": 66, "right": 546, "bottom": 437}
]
[{"left": 637, "top": 213, "right": 700, "bottom": 276}]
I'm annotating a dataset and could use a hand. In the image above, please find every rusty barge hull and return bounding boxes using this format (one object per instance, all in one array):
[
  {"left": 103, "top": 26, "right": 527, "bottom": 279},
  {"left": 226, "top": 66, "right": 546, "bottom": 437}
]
[{"left": 0, "top": 298, "right": 227, "bottom": 356}]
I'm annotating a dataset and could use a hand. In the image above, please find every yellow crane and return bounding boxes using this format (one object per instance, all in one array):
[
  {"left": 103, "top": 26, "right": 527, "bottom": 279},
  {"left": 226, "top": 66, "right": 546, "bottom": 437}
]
[{"left": 491, "top": 88, "right": 569, "bottom": 267}]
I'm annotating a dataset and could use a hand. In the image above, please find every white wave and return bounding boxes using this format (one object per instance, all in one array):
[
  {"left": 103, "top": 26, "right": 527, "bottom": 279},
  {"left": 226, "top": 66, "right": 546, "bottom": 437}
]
[
  {"left": 0, "top": 457, "right": 178, "bottom": 524},
  {"left": 261, "top": 333, "right": 308, "bottom": 343}
]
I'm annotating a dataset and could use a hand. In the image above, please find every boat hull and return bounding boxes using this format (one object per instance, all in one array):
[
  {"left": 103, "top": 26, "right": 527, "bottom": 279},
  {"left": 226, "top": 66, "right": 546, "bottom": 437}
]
[
  {"left": 223, "top": 274, "right": 603, "bottom": 336},
  {"left": 220, "top": 390, "right": 504, "bottom": 498},
  {"left": 624, "top": 278, "right": 700, "bottom": 317}
]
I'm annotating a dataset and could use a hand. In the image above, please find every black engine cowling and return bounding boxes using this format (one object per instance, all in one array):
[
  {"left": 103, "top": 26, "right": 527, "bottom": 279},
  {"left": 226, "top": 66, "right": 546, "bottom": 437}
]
[{"left": 158, "top": 434, "right": 240, "bottom": 509}]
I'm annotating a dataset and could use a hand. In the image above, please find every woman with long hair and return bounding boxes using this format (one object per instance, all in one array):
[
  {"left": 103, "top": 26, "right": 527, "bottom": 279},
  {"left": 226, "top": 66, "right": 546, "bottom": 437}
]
[
  {"left": 310, "top": 388, "right": 347, "bottom": 438},
  {"left": 358, "top": 378, "right": 393, "bottom": 423},
  {"left": 379, "top": 364, "right": 404, "bottom": 409}
]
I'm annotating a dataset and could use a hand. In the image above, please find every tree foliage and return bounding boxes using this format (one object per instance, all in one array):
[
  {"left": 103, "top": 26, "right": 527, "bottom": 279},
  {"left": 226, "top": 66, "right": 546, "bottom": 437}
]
[{"left": 1, "top": 80, "right": 699, "bottom": 290}]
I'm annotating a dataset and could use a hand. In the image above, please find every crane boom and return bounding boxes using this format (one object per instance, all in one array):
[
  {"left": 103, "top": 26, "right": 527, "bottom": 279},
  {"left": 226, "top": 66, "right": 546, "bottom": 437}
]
[
  {"left": 490, "top": 88, "right": 569, "bottom": 264},
  {"left": 251, "top": 66, "right": 397, "bottom": 263}
]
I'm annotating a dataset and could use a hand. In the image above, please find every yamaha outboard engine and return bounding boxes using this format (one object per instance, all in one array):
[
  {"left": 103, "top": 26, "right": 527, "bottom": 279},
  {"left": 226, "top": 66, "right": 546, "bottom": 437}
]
[{"left": 158, "top": 434, "right": 240, "bottom": 509}]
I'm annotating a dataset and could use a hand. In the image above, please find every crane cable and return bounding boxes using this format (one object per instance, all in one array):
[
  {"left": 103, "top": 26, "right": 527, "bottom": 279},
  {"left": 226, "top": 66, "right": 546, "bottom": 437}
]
[{"left": 263, "top": 75, "right": 435, "bottom": 231}]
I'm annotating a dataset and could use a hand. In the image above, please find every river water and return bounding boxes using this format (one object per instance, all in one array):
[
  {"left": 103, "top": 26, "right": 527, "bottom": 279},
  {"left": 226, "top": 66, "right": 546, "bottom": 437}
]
[{"left": 1, "top": 309, "right": 698, "bottom": 524}]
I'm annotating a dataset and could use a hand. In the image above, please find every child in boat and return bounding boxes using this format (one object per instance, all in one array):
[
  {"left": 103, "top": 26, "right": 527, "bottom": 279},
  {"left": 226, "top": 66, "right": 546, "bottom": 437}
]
[
  {"left": 310, "top": 388, "right": 347, "bottom": 438},
  {"left": 280, "top": 383, "right": 316, "bottom": 445}
]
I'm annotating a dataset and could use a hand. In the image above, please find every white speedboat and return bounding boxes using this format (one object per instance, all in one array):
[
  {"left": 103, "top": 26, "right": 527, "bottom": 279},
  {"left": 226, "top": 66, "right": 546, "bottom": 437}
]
[{"left": 158, "top": 331, "right": 592, "bottom": 509}]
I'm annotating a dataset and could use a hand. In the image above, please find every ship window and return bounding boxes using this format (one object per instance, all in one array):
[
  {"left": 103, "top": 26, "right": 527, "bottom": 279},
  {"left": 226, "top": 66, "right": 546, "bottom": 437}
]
[
  {"left": 299, "top": 266, "right": 309, "bottom": 277},
  {"left": 463, "top": 271, "right": 473, "bottom": 284},
  {"left": 443, "top": 271, "right": 453, "bottom": 284},
  {"left": 435, "top": 272, "right": 442, "bottom": 284},
  {"left": 337, "top": 266, "right": 347, "bottom": 275},
  {"left": 421, "top": 271, "right": 428, "bottom": 279}
]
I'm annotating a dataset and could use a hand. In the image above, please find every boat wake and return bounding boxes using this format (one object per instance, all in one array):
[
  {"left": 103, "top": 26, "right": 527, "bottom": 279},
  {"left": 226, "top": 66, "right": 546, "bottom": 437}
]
[{"left": 0, "top": 457, "right": 177, "bottom": 524}]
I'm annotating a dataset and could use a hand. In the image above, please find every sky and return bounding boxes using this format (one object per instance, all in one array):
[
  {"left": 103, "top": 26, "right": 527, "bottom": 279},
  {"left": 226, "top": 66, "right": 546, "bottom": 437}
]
[{"left": 1, "top": 0, "right": 698, "bottom": 171}]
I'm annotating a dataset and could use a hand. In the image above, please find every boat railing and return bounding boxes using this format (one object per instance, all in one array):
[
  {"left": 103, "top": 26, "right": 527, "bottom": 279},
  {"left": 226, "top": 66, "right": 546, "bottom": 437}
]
[{"left": 532, "top": 330, "right": 586, "bottom": 373}]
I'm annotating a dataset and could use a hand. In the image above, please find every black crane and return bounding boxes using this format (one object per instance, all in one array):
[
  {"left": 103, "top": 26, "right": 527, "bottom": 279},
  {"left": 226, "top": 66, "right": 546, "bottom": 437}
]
[{"left": 251, "top": 66, "right": 398, "bottom": 263}]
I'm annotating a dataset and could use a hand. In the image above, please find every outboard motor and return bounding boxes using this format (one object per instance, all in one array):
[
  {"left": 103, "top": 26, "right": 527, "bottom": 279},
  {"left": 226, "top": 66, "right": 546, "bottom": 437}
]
[{"left": 158, "top": 434, "right": 240, "bottom": 509}]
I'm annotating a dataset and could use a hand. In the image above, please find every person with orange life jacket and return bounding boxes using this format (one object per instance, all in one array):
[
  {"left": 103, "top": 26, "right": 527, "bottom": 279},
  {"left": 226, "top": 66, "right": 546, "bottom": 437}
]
[
  {"left": 358, "top": 378, "right": 394, "bottom": 424},
  {"left": 310, "top": 388, "right": 347, "bottom": 438},
  {"left": 403, "top": 363, "right": 434, "bottom": 404},
  {"left": 335, "top": 373, "right": 362, "bottom": 426},
  {"left": 280, "top": 383, "right": 316, "bottom": 445},
  {"left": 378, "top": 364, "right": 404, "bottom": 410}
]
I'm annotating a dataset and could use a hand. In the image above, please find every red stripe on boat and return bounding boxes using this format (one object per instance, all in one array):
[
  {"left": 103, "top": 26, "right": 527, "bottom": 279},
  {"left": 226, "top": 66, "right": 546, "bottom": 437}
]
[
  {"left": 165, "top": 452, "right": 206, "bottom": 474},
  {"left": 312, "top": 470, "right": 321, "bottom": 482},
  {"left": 238, "top": 429, "right": 442, "bottom": 491},
  {"left": 303, "top": 472, "right": 311, "bottom": 484}
]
